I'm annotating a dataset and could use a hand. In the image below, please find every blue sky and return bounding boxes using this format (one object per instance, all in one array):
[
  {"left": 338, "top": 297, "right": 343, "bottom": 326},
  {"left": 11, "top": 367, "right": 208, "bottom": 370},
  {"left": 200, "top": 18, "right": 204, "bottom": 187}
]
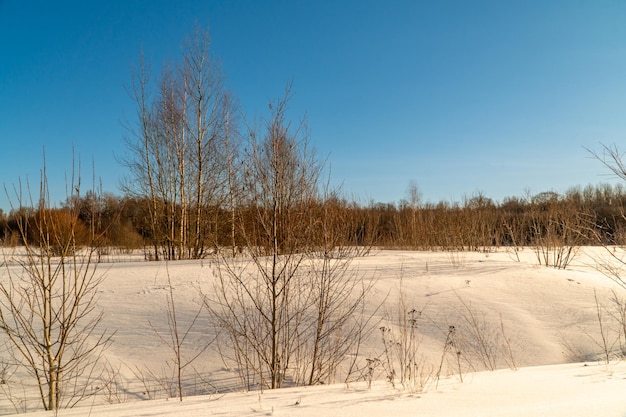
[{"left": 1, "top": 1, "right": 626, "bottom": 211}]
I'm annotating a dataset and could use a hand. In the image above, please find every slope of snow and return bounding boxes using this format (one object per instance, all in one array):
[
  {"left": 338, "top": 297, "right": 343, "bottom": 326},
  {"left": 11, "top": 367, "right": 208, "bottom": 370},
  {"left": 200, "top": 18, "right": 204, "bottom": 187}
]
[
  {"left": 17, "top": 361, "right": 626, "bottom": 417},
  {"left": 2, "top": 247, "right": 626, "bottom": 415}
]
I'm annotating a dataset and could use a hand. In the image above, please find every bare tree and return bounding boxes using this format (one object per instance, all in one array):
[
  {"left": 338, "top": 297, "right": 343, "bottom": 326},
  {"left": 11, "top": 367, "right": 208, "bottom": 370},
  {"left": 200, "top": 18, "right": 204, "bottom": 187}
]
[
  {"left": 122, "top": 52, "right": 162, "bottom": 259},
  {"left": 0, "top": 158, "right": 111, "bottom": 411},
  {"left": 208, "top": 87, "right": 319, "bottom": 389},
  {"left": 529, "top": 191, "right": 583, "bottom": 269},
  {"left": 122, "top": 26, "right": 234, "bottom": 260},
  {"left": 223, "top": 92, "right": 242, "bottom": 257},
  {"left": 207, "top": 87, "right": 372, "bottom": 390},
  {"left": 588, "top": 143, "right": 626, "bottom": 183},
  {"left": 585, "top": 144, "right": 626, "bottom": 288},
  {"left": 147, "top": 262, "right": 209, "bottom": 401},
  {"left": 299, "top": 191, "right": 376, "bottom": 386}
]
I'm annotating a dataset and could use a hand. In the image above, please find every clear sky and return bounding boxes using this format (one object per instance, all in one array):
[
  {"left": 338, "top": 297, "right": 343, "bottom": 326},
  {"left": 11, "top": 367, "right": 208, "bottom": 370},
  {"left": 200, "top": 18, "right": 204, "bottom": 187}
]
[{"left": 2, "top": 1, "right": 626, "bottom": 211}]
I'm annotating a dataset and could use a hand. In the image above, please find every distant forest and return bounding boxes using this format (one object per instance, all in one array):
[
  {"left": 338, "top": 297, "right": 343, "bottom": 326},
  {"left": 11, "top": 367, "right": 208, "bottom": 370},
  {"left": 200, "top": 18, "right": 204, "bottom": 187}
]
[{"left": 1, "top": 183, "right": 625, "bottom": 257}]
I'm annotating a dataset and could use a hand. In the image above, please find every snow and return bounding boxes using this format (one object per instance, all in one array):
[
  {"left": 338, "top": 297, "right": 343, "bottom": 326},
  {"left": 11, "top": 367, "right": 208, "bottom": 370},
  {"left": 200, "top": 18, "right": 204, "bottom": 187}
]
[
  {"left": 3, "top": 247, "right": 626, "bottom": 416},
  {"left": 14, "top": 362, "right": 626, "bottom": 417}
]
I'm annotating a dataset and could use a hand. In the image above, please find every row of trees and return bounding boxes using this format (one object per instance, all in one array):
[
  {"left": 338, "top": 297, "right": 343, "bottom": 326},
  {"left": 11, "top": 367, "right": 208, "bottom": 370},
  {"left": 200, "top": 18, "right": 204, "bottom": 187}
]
[
  {"left": 355, "top": 183, "right": 626, "bottom": 250},
  {"left": 3, "top": 182, "right": 626, "bottom": 254}
]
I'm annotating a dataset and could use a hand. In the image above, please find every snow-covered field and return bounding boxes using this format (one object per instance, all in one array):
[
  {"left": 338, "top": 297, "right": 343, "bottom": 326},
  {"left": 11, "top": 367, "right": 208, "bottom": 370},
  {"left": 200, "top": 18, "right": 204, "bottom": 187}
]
[{"left": 2, "top": 247, "right": 626, "bottom": 416}]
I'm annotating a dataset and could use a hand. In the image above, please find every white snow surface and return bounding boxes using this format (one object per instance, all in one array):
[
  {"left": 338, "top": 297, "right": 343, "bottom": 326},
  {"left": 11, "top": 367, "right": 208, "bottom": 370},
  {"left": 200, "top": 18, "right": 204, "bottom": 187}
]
[
  {"left": 16, "top": 362, "right": 626, "bottom": 417},
  {"left": 2, "top": 247, "right": 626, "bottom": 416}
]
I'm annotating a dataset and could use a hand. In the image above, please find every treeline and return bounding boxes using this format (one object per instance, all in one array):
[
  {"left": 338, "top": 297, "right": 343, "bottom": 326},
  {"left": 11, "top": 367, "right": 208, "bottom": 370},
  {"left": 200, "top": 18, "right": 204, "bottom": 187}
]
[
  {"left": 1, "top": 182, "right": 625, "bottom": 255},
  {"left": 352, "top": 184, "right": 626, "bottom": 250}
]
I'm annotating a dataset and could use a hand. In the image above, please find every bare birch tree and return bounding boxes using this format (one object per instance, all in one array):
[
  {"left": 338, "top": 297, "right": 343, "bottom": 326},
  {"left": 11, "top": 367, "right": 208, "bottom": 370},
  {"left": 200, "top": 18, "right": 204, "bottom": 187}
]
[
  {"left": 222, "top": 92, "right": 242, "bottom": 256},
  {"left": 122, "top": 25, "right": 233, "bottom": 260},
  {"left": 0, "top": 159, "right": 111, "bottom": 411},
  {"left": 122, "top": 52, "right": 162, "bottom": 259}
]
